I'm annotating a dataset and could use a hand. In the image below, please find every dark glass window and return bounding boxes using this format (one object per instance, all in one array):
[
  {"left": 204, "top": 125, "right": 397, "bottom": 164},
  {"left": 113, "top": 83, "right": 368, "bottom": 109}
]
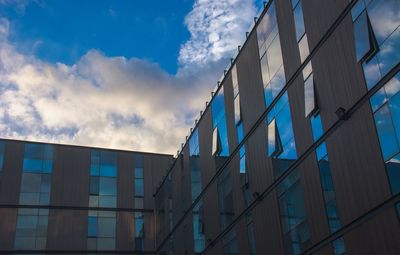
[
  {"left": 247, "top": 221, "right": 257, "bottom": 255},
  {"left": 222, "top": 230, "right": 238, "bottom": 255},
  {"left": 218, "top": 168, "right": 235, "bottom": 230},
  {"left": 23, "top": 143, "right": 53, "bottom": 173},
  {"left": 293, "top": 1, "right": 305, "bottom": 42},
  {"left": 277, "top": 169, "right": 310, "bottom": 255},
  {"left": 88, "top": 216, "right": 98, "bottom": 237},
  {"left": 353, "top": 11, "right": 375, "bottom": 62},
  {"left": 135, "top": 179, "right": 144, "bottom": 197},
  {"left": 211, "top": 88, "right": 230, "bottom": 157},
  {"left": 87, "top": 212, "right": 116, "bottom": 250}
]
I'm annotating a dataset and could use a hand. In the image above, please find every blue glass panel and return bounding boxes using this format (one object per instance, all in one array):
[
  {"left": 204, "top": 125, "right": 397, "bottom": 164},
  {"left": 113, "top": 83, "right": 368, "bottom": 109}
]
[
  {"left": 384, "top": 72, "right": 400, "bottom": 99},
  {"left": 23, "top": 159, "right": 42, "bottom": 173},
  {"left": 276, "top": 103, "right": 295, "bottom": 147},
  {"left": 240, "top": 153, "right": 246, "bottom": 174},
  {"left": 135, "top": 179, "right": 144, "bottom": 197},
  {"left": 16, "top": 215, "right": 38, "bottom": 229},
  {"left": 247, "top": 222, "right": 256, "bottom": 255},
  {"left": 291, "top": 0, "right": 300, "bottom": 8},
  {"left": 370, "top": 86, "right": 387, "bottom": 112},
  {"left": 237, "top": 122, "right": 244, "bottom": 144},
  {"left": 293, "top": 1, "right": 305, "bottom": 42},
  {"left": 275, "top": 92, "right": 289, "bottom": 114},
  {"left": 374, "top": 104, "right": 399, "bottom": 160},
  {"left": 316, "top": 143, "right": 328, "bottom": 161},
  {"left": 351, "top": 0, "right": 366, "bottom": 21},
  {"left": 88, "top": 216, "right": 97, "bottom": 237},
  {"left": 135, "top": 168, "right": 144, "bottom": 179},
  {"left": 211, "top": 90, "right": 226, "bottom": 128},
  {"left": 333, "top": 237, "right": 346, "bottom": 255},
  {"left": 99, "top": 177, "right": 116, "bottom": 196},
  {"left": 189, "top": 128, "right": 200, "bottom": 156},
  {"left": 362, "top": 55, "right": 382, "bottom": 90},
  {"left": 280, "top": 138, "right": 297, "bottom": 160},
  {"left": 20, "top": 173, "right": 42, "bottom": 193},
  {"left": 353, "top": 11, "right": 372, "bottom": 62},
  {"left": 90, "top": 177, "right": 99, "bottom": 195},
  {"left": 386, "top": 153, "right": 400, "bottom": 194},
  {"left": 311, "top": 113, "right": 323, "bottom": 142},
  {"left": 389, "top": 92, "right": 400, "bottom": 145},
  {"left": 99, "top": 196, "right": 116, "bottom": 208},
  {"left": 376, "top": 27, "right": 400, "bottom": 77},
  {"left": 367, "top": 0, "right": 400, "bottom": 45},
  {"left": 135, "top": 213, "right": 144, "bottom": 237},
  {"left": 98, "top": 217, "right": 116, "bottom": 238},
  {"left": 100, "top": 165, "right": 117, "bottom": 177}
]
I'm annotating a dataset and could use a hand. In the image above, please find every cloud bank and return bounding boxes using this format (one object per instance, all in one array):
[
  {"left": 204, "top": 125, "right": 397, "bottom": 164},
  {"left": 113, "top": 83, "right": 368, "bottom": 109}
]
[{"left": 0, "top": 0, "right": 257, "bottom": 154}]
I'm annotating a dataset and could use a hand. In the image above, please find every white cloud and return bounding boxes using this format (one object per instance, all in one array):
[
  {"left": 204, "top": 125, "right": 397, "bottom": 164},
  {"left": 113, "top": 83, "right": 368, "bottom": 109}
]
[
  {"left": 178, "top": 0, "right": 256, "bottom": 68},
  {"left": 0, "top": 0, "right": 257, "bottom": 154}
]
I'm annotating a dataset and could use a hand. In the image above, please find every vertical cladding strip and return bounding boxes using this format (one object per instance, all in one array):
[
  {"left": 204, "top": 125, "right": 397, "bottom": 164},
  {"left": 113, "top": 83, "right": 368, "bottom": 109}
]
[{"left": 0, "top": 141, "right": 24, "bottom": 249}]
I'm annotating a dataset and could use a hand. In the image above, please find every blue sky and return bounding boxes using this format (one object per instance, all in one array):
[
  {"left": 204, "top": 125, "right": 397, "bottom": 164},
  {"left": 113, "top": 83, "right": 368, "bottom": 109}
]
[
  {"left": 0, "top": 0, "right": 263, "bottom": 153},
  {"left": 1, "top": 0, "right": 194, "bottom": 74}
]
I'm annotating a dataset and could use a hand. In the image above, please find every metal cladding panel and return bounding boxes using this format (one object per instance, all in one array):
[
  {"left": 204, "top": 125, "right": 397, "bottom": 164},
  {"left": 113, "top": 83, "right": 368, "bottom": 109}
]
[
  {"left": 117, "top": 152, "right": 134, "bottom": 209},
  {"left": 253, "top": 191, "right": 284, "bottom": 255},
  {"left": 344, "top": 208, "right": 400, "bottom": 255},
  {"left": 51, "top": 145, "right": 90, "bottom": 207},
  {"left": 47, "top": 209, "right": 87, "bottom": 250},
  {"left": 0, "top": 141, "right": 24, "bottom": 204},
  {"left": 116, "top": 212, "right": 134, "bottom": 251},
  {"left": 0, "top": 208, "right": 17, "bottom": 249},
  {"left": 302, "top": 0, "right": 348, "bottom": 50}
]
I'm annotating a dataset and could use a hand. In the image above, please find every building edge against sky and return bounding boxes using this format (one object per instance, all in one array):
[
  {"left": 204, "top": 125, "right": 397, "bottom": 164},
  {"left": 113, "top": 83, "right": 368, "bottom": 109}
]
[{"left": 0, "top": 0, "right": 400, "bottom": 254}]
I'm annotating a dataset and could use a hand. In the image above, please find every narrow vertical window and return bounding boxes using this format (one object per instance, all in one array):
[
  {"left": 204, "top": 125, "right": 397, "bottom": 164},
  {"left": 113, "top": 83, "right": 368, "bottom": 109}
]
[
  {"left": 304, "top": 73, "right": 316, "bottom": 117},
  {"left": 353, "top": 11, "right": 376, "bottom": 62},
  {"left": 15, "top": 143, "right": 53, "bottom": 250}
]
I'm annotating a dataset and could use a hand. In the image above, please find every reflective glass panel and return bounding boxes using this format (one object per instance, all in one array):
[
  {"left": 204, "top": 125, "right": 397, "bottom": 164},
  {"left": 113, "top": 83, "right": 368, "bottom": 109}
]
[
  {"left": 353, "top": 11, "right": 373, "bottom": 62},
  {"left": 99, "top": 177, "right": 116, "bottom": 196},
  {"left": 304, "top": 73, "right": 315, "bottom": 117},
  {"left": 299, "top": 34, "right": 310, "bottom": 63},
  {"left": 293, "top": 1, "right": 305, "bottom": 42}
]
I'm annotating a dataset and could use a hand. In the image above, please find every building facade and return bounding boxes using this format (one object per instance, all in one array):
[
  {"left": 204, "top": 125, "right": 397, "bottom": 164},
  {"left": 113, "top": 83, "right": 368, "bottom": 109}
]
[
  {"left": 0, "top": 138, "right": 173, "bottom": 253},
  {"left": 0, "top": 0, "right": 399, "bottom": 254},
  {"left": 154, "top": 0, "right": 400, "bottom": 254}
]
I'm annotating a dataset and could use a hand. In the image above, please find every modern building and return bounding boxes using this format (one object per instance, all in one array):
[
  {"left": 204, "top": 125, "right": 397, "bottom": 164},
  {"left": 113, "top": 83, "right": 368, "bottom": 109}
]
[
  {"left": 0, "top": 0, "right": 399, "bottom": 254},
  {"left": 0, "top": 138, "right": 173, "bottom": 253}
]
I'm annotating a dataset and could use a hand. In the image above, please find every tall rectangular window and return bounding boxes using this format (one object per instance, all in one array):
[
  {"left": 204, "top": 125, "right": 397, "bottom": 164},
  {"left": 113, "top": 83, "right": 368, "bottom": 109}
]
[
  {"left": 311, "top": 114, "right": 346, "bottom": 253},
  {"left": 277, "top": 169, "right": 310, "bottom": 255},
  {"left": 267, "top": 93, "right": 298, "bottom": 177},
  {"left": 15, "top": 143, "right": 53, "bottom": 250},
  {"left": 134, "top": 154, "right": 145, "bottom": 251},
  {"left": 87, "top": 150, "right": 117, "bottom": 250},
  {"left": 370, "top": 72, "right": 400, "bottom": 194},
  {"left": 257, "top": 1, "right": 286, "bottom": 108},
  {"left": 212, "top": 87, "right": 230, "bottom": 158},
  {"left": 190, "top": 129, "right": 205, "bottom": 255},
  {"left": 351, "top": 0, "right": 399, "bottom": 90}
]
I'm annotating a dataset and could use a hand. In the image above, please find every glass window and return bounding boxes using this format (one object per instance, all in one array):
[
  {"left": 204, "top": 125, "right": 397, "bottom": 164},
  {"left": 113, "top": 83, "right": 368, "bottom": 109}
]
[
  {"left": 234, "top": 95, "right": 241, "bottom": 125},
  {"left": 237, "top": 122, "right": 244, "bottom": 144},
  {"left": 367, "top": 0, "right": 400, "bottom": 45},
  {"left": 135, "top": 212, "right": 144, "bottom": 238},
  {"left": 20, "top": 173, "right": 42, "bottom": 193},
  {"left": 99, "top": 177, "right": 116, "bottom": 196},
  {"left": 212, "top": 127, "right": 222, "bottom": 156},
  {"left": 353, "top": 11, "right": 374, "bottom": 62},
  {"left": 333, "top": 237, "right": 346, "bottom": 255},
  {"left": 299, "top": 34, "right": 310, "bottom": 63},
  {"left": 99, "top": 195, "right": 116, "bottom": 208},
  {"left": 374, "top": 104, "right": 399, "bottom": 161},
  {"left": 88, "top": 216, "right": 97, "bottom": 237},
  {"left": 189, "top": 129, "right": 200, "bottom": 156},
  {"left": 98, "top": 217, "right": 116, "bottom": 238},
  {"left": 268, "top": 119, "right": 278, "bottom": 157},
  {"left": 90, "top": 177, "right": 99, "bottom": 195},
  {"left": 97, "top": 238, "right": 115, "bottom": 250},
  {"left": 293, "top": 1, "right": 306, "bottom": 42},
  {"left": 257, "top": 1, "right": 278, "bottom": 50},
  {"left": 277, "top": 169, "right": 310, "bottom": 255},
  {"left": 23, "top": 143, "right": 53, "bottom": 173},
  {"left": 135, "top": 179, "right": 144, "bottom": 197},
  {"left": 311, "top": 113, "right": 324, "bottom": 142},
  {"left": 304, "top": 73, "right": 315, "bottom": 117},
  {"left": 270, "top": 65, "right": 286, "bottom": 100},
  {"left": 247, "top": 222, "right": 256, "bottom": 255},
  {"left": 135, "top": 167, "right": 144, "bottom": 179},
  {"left": 260, "top": 53, "right": 271, "bottom": 86},
  {"left": 212, "top": 88, "right": 230, "bottom": 157},
  {"left": 375, "top": 27, "right": 399, "bottom": 77},
  {"left": 267, "top": 35, "right": 284, "bottom": 78}
]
